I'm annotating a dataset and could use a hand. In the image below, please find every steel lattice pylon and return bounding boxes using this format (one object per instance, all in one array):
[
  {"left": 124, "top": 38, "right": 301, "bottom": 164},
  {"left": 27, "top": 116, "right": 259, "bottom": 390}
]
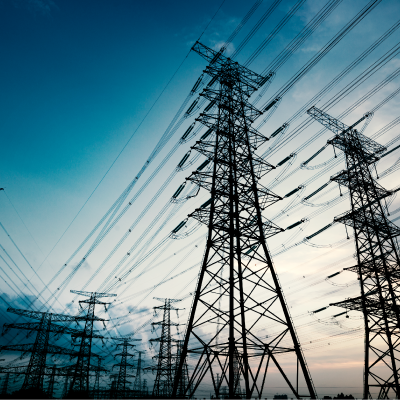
[
  {"left": 172, "top": 42, "right": 316, "bottom": 399},
  {"left": 46, "top": 364, "right": 57, "bottom": 398},
  {"left": 174, "top": 340, "right": 191, "bottom": 397},
  {"left": 69, "top": 290, "right": 116, "bottom": 397},
  {"left": 62, "top": 374, "right": 70, "bottom": 399},
  {"left": 132, "top": 350, "right": 143, "bottom": 396},
  {"left": 308, "top": 106, "right": 400, "bottom": 399},
  {"left": 20, "top": 311, "right": 52, "bottom": 392},
  {"left": 0, "top": 372, "right": 10, "bottom": 397},
  {"left": 111, "top": 337, "right": 139, "bottom": 397},
  {"left": 151, "top": 297, "right": 182, "bottom": 398}
]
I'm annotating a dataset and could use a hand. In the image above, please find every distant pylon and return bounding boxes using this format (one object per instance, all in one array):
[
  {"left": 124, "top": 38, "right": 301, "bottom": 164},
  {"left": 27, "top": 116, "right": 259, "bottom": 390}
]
[
  {"left": 92, "top": 357, "right": 102, "bottom": 394},
  {"left": 132, "top": 351, "right": 143, "bottom": 396},
  {"left": 172, "top": 42, "right": 316, "bottom": 399},
  {"left": 62, "top": 375, "right": 70, "bottom": 399},
  {"left": 142, "top": 378, "right": 148, "bottom": 397},
  {"left": 150, "top": 297, "right": 182, "bottom": 397},
  {"left": 46, "top": 365, "right": 57, "bottom": 398},
  {"left": 69, "top": 290, "right": 116, "bottom": 396},
  {"left": 0, "top": 372, "right": 10, "bottom": 396},
  {"left": 109, "top": 373, "right": 118, "bottom": 399},
  {"left": 174, "top": 340, "right": 190, "bottom": 397},
  {"left": 111, "top": 337, "right": 140, "bottom": 397}
]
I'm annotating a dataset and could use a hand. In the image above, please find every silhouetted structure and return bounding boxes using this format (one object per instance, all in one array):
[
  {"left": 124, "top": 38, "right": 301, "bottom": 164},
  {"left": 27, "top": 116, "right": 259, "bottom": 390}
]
[
  {"left": 308, "top": 107, "right": 400, "bottom": 399},
  {"left": 46, "top": 365, "right": 57, "bottom": 398},
  {"left": 173, "top": 41, "right": 316, "bottom": 399},
  {"left": 0, "top": 373, "right": 10, "bottom": 397},
  {"left": 111, "top": 337, "right": 140, "bottom": 398},
  {"left": 150, "top": 298, "right": 182, "bottom": 398},
  {"left": 68, "top": 290, "right": 116, "bottom": 398}
]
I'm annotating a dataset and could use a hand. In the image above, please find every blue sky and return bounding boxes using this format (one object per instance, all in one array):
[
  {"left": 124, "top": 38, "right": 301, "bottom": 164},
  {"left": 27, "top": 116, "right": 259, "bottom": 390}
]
[{"left": 1, "top": 0, "right": 400, "bottom": 397}]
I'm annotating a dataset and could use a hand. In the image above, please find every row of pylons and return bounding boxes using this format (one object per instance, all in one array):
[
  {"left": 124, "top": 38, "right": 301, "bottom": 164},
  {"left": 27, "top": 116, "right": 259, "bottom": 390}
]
[{"left": 0, "top": 292, "right": 189, "bottom": 399}]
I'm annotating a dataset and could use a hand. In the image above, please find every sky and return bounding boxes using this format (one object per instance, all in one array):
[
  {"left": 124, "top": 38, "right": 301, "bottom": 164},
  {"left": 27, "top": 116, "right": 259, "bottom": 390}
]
[{"left": 1, "top": 0, "right": 400, "bottom": 397}]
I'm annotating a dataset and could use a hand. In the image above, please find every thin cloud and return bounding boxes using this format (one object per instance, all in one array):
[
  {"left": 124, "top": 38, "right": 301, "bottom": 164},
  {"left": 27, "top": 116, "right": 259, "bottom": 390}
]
[{"left": 9, "top": 0, "right": 57, "bottom": 16}]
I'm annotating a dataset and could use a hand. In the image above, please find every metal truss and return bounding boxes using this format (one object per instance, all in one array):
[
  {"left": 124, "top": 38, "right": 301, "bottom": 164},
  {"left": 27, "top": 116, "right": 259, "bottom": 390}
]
[
  {"left": 308, "top": 106, "right": 400, "bottom": 399},
  {"left": 132, "top": 351, "right": 143, "bottom": 395},
  {"left": 46, "top": 364, "right": 57, "bottom": 397},
  {"left": 111, "top": 337, "right": 140, "bottom": 397},
  {"left": 150, "top": 298, "right": 183, "bottom": 398},
  {"left": 68, "top": 290, "right": 116, "bottom": 396},
  {"left": 172, "top": 42, "right": 316, "bottom": 399}
]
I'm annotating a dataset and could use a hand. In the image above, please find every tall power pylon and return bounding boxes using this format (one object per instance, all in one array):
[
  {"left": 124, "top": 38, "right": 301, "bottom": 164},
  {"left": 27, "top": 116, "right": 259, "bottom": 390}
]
[
  {"left": 308, "top": 106, "right": 400, "bottom": 399},
  {"left": 174, "top": 340, "right": 190, "bottom": 398},
  {"left": 109, "top": 373, "right": 118, "bottom": 398},
  {"left": 132, "top": 351, "right": 143, "bottom": 396},
  {"left": 46, "top": 365, "right": 57, "bottom": 398},
  {"left": 142, "top": 378, "right": 148, "bottom": 397},
  {"left": 150, "top": 297, "right": 182, "bottom": 398},
  {"left": 0, "top": 372, "right": 10, "bottom": 397},
  {"left": 69, "top": 290, "right": 116, "bottom": 397},
  {"left": 173, "top": 42, "right": 316, "bottom": 399},
  {"left": 111, "top": 337, "right": 140, "bottom": 397},
  {"left": 92, "top": 357, "right": 103, "bottom": 394},
  {"left": 62, "top": 374, "right": 70, "bottom": 399}
]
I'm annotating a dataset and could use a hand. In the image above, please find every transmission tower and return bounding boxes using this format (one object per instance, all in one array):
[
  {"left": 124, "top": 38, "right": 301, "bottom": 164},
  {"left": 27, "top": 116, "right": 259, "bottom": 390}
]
[
  {"left": 62, "top": 375, "right": 70, "bottom": 399},
  {"left": 172, "top": 42, "right": 316, "bottom": 399},
  {"left": 0, "top": 307, "right": 92, "bottom": 395},
  {"left": 150, "top": 297, "right": 182, "bottom": 398},
  {"left": 92, "top": 357, "right": 103, "bottom": 394},
  {"left": 308, "top": 106, "right": 400, "bottom": 399},
  {"left": 68, "top": 290, "right": 116, "bottom": 397},
  {"left": 132, "top": 351, "right": 144, "bottom": 397},
  {"left": 111, "top": 337, "right": 140, "bottom": 397},
  {"left": 46, "top": 365, "right": 57, "bottom": 398},
  {"left": 174, "top": 340, "right": 190, "bottom": 398},
  {"left": 0, "top": 372, "right": 10, "bottom": 397},
  {"left": 142, "top": 378, "right": 148, "bottom": 397},
  {"left": 109, "top": 373, "right": 118, "bottom": 399}
]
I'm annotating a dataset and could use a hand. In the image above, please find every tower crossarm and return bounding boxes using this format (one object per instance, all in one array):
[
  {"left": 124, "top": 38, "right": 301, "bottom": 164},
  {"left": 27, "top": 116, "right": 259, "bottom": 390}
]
[
  {"left": 7, "top": 307, "right": 82, "bottom": 323},
  {"left": 0, "top": 343, "right": 100, "bottom": 358},
  {"left": 0, "top": 343, "right": 76, "bottom": 356},
  {"left": 331, "top": 296, "right": 400, "bottom": 322},
  {"left": 344, "top": 256, "right": 400, "bottom": 279},
  {"left": 110, "top": 336, "right": 141, "bottom": 341},
  {"left": 334, "top": 209, "right": 400, "bottom": 238},
  {"left": 330, "top": 170, "right": 392, "bottom": 194},
  {"left": 78, "top": 298, "right": 112, "bottom": 307},
  {"left": 112, "top": 363, "right": 136, "bottom": 369},
  {"left": 307, "top": 106, "right": 349, "bottom": 134},
  {"left": 149, "top": 337, "right": 180, "bottom": 343},
  {"left": 151, "top": 321, "right": 180, "bottom": 327},
  {"left": 70, "top": 290, "right": 117, "bottom": 298},
  {"left": 58, "top": 363, "right": 108, "bottom": 373},
  {"left": 0, "top": 365, "right": 32, "bottom": 374},
  {"left": 192, "top": 42, "right": 267, "bottom": 91},
  {"left": 307, "top": 107, "right": 385, "bottom": 158},
  {"left": 0, "top": 365, "right": 77, "bottom": 376},
  {"left": 2, "top": 322, "right": 86, "bottom": 337},
  {"left": 70, "top": 331, "right": 107, "bottom": 340}
]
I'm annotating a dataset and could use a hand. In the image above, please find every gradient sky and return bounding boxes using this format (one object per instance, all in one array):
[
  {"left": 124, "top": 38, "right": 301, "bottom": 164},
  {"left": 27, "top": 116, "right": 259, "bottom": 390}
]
[{"left": 1, "top": 0, "right": 400, "bottom": 397}]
